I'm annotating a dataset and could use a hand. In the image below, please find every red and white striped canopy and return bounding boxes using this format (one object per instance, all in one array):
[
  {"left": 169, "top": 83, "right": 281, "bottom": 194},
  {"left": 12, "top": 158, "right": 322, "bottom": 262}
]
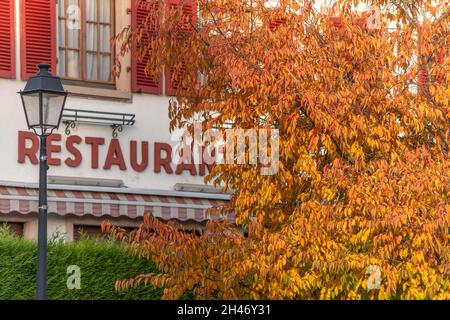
[{"left": 0, "top": 186, "right": 232, "bottom": 223}]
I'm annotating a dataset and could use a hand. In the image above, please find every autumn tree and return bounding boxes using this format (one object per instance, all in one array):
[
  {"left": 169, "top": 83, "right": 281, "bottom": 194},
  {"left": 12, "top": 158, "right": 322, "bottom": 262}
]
[{"left": 105, "top": 0, "right": 450, "bottom": 299}]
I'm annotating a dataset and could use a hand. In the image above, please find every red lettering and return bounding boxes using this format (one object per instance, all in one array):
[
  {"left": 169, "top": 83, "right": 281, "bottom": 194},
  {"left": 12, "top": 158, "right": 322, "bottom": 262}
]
[
  {"left": 199, "top": 147, "right": 216, "bottom": 176},
  {"left": 18, "top": 131, "right": 210, "bottom": 176},
  {"left": 65, "top": 135, "right": 82, "bottom": 168},
  {"left": 154, "top": 143, "right": 173, "bottom": 174},
  {"left": 18, "top": 131, "right": 38, "bottom": 164},
  {"left": 174, "top": 147, "right": 197, "bottom": 176},
  {"left": 103, "top": 139, "right": 127, "bottom": 170},
  {"left": 175, "top": 162, "right": 197, "bottom": 176},
  {"left": 47, "top": 134, "right": 61, "bottom": 166},
  {"left": 85, "top": 137, "right": 105, "bottom": 169},
  {"left": 130, "top": 141, "right": 148, "bottom": 172}
]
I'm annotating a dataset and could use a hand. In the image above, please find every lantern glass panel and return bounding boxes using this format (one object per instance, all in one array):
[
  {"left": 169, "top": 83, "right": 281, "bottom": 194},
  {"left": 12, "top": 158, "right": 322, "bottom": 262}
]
[
  {"left": 42, "top": 92, "right": 66, "bottom": 129},
  {"left": 21, "top": 92, "right": 40, "bottom": 128}
]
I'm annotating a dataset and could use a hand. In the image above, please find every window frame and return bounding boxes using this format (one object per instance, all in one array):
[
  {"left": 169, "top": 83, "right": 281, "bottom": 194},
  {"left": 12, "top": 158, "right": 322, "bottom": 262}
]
[
  {"left": 73, "top": 224, "right": 137, "bottom": 241},
  {"left": 57, "top": 0, "right": 116, "bottom": 86},
  {"left": 0, "top": 222, "right": 24, "bottom": 237}
]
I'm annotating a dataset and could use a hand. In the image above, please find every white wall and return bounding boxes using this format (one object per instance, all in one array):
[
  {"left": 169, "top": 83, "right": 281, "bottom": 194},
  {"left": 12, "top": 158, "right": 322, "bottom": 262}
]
[
  {"left": 1, "top": 77, "right": 208, "bottom": 190},
  {"left": 0, "top": 0, "right": 218, "bottom": 242},
  {"left": 0, "top": 75, "right": 211, "bottom": 241},
  {"left": 0, "top": 0, "right": 210, "bottom": 191}
]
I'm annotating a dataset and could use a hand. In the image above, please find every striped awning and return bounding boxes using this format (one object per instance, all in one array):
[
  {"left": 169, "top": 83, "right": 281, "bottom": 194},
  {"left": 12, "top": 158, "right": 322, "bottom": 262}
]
[{"left": 0, "top": 186, "right": 232, "bottom": 223}]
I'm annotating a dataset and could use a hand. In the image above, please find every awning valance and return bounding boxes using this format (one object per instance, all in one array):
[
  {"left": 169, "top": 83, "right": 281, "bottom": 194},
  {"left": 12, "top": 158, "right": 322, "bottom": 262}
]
[{"left": 0, "top": 186, "right": 232, "bottom": 223}]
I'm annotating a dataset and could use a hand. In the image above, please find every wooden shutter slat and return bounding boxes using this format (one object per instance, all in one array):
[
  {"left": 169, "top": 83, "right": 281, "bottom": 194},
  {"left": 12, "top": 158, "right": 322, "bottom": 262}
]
[
  {"left": 0, "top": 0, "right": 15, "bottom": 79},
  {"left": 20, "top": 0, "right": 56, "bottom": 80},
  {"left": 131, "top": 0, "right": 162, "bottom": 94},
  {"left": 165, "top": 0, "right": 197, "bottom": 96},
  {"left": 269, "top": 18, "right": 286, "bottom": 31}
]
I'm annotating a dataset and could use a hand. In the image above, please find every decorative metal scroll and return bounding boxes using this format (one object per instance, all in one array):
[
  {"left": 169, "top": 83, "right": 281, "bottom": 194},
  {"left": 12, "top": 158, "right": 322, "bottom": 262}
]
[{"left": 62, "top": 109, "right": 135, "bottom": 137}]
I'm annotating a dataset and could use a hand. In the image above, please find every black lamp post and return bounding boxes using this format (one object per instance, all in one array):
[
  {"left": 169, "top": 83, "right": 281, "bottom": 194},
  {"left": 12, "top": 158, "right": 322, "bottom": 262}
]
[{"left": 18, "top": 64, "right": 67, "bottom": 300}]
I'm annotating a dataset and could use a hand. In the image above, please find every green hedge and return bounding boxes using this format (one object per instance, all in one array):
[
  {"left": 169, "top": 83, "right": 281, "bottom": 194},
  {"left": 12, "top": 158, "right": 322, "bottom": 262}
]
[{"left": 0, "top": 231, "right": 162, "bottom": 300}]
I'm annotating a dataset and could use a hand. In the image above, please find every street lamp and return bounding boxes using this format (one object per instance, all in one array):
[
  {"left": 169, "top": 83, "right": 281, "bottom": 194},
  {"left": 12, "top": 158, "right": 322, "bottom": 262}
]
[{"left": 18, "top": 63, "right": 68, "bottom": 300}]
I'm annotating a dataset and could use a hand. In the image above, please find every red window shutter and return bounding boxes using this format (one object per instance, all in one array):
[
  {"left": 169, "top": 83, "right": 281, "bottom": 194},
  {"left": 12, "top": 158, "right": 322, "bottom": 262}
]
[
  {"left": 416, "top": 26, "right": 428, "bottom": 93},
  {"left": 20, "top": 0, "right": 56, "bottom": 80},
  {"left": 434, "top": 47, "right": 446, "bottom": 84},
  {"left": 418, "top": 68, "right": 428, "bottom": 85},
  {"left": 438, "top": 50, "right": 444, "bottom": 65},
  {"left": 329, "top": 16, "right": 343, "bottom": 28},
  {"left": 165, "top": 0, "right": 197, "bottom": 96},
  {"left": 417, "top": 68, "right": 429, "bottom": 93},
  {"left": 131, "top": 0, "right": 162, "bottom": 94},
  {"left": 165, "top": 52, "right": 186, "bottom": 96},
  {"left": 330, "top": 14, "right": 367, "bottom": 29},
  {"left": 268, "top": 18, "right": 286, "bottom": 31},
  {"left": 0, "top": 0, "right": 15, "bottom": 79}
]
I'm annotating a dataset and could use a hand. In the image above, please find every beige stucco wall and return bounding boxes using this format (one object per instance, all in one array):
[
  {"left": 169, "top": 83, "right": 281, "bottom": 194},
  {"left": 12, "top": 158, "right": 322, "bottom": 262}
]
[
  {"left": 4, "top": 0, "right": 211, "bottom": 191},
  {"left": 0, "top": 0, "right": 220, "bottom": 242},
  {"left": 0, "top": 212, "right": 144, "bottom": 241},
  {"left": 1, "top": 212, "right": 209, "bottom": 241}
]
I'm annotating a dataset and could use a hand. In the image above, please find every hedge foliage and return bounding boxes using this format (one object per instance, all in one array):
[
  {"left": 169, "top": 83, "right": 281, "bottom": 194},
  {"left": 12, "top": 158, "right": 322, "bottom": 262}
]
[{"left": 0, "top": 228, "right": 162, "bottom": 300}]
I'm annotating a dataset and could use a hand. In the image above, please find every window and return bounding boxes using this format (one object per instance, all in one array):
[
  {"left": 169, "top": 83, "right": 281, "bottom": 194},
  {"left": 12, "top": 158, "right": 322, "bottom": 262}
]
[
  {"left": 57, "top": 0, "right": 115, "bottom": 83},
  {"left": 0, "top": 222, "right": 24, "bottom": 237},
  {"left": 178, "top": 228, "right": 203, "bottom": 236},
  {"left": 73, "top": 224, "right": 137, "bottom": 241},
  {"left": 74, "top": 225, "right": 104, "bottom": 241}
]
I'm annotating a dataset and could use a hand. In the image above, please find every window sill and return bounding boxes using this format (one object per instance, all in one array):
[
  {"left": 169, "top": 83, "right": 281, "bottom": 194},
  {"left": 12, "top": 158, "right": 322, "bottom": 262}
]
[{"left": 64, "top": 84, "right": 133, "bottom": 103}]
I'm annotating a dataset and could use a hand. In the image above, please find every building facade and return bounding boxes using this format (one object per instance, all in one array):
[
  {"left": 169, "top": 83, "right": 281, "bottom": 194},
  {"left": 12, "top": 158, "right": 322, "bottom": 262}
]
[{"left": 0, "top": 0, "right": 229, "bottom": 241}]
